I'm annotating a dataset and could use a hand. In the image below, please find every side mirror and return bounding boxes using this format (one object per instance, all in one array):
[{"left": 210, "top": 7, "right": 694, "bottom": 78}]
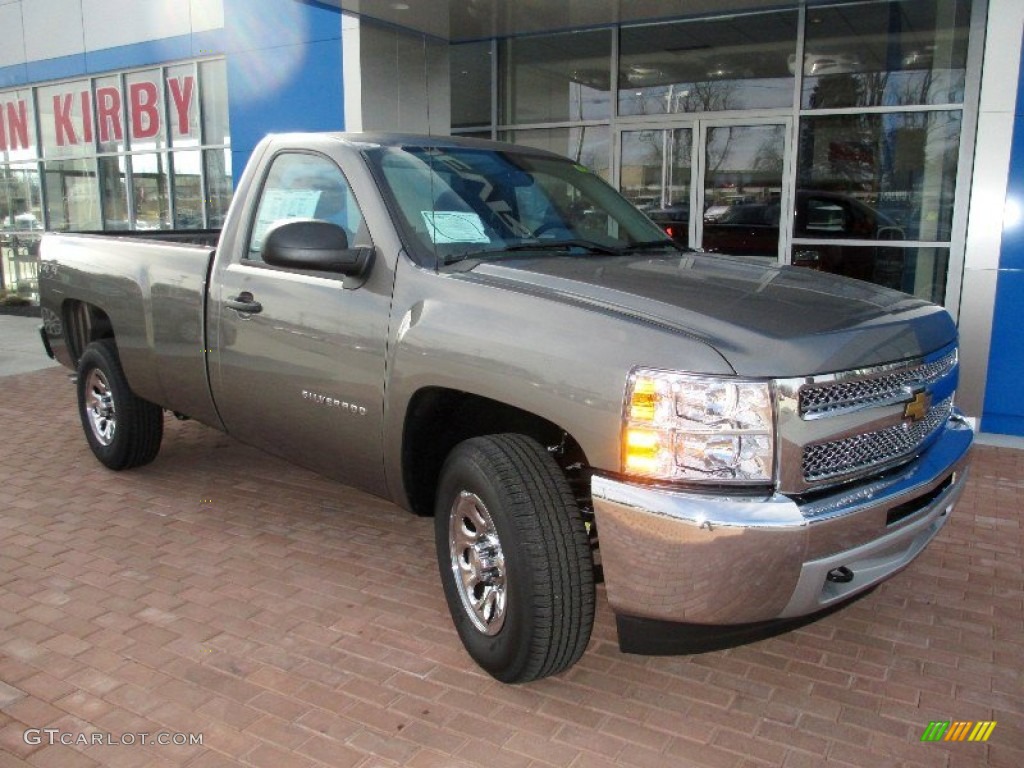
[{"left": 261, "top": 219, "right": 374, "bottom": 288}]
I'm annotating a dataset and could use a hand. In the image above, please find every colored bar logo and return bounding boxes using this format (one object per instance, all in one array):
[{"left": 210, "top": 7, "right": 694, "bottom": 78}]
[{"left": 921, "top": 721, "right": 997, "bottom": 742}]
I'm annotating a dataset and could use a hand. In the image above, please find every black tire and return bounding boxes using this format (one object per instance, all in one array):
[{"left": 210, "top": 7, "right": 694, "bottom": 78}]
[
  {"left": 77, "top": 339, "right": 163, "bottom": 470},
  {"left": 435, "top": 433, "right": 595, "bottom": 683}
]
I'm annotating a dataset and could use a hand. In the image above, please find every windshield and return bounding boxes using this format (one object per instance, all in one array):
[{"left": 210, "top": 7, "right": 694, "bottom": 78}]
[{"left": 364, "top": 144, "right": 674, "bottom": 266}]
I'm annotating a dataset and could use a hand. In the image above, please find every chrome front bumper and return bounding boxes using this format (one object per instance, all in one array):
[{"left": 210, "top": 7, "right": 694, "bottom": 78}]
[{"left": 592, "top": 412, "right": 974, "bottom": 626}]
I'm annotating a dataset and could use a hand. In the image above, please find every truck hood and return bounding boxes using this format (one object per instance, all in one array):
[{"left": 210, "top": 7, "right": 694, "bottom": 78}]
[{"left": 464, "top": 253, "right": 956, "bottom": 377}]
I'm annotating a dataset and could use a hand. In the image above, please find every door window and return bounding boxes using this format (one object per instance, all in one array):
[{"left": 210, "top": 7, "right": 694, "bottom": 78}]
[{"left": 246, "top": 153, "right": 367, "bottom": 261}]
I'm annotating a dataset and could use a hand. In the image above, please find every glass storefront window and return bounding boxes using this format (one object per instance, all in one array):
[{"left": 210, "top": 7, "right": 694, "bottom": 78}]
[
  {"left": 791, "top": 243, "right": 948, "bottom": 303},
  {"left": 168, "top": 63, "right": 200, "bottom": 148},
  {"left": 99, "top": 156, "right": 129, "bottom": 229},
  {"left": 503, "top": 126, "right": 611, "bottom": 181},
  {"left": 38, "top": 80, "right": 94, "bottom": 159},
  {"left": 204, "top": 148, "right": 233, "bottom": 228},
  {"left": 500, "top": 30, "right": 611, "bottom": 124},
  {"left": 620, "top": 128, "right": 692, "bottom": 241},
  {"left": 1, "top": 58, "right": 230, "bottom": 237},
  {"left": 797, "top": 111, "right": 961, "bottom": 242},
  {"left": 125, "top": 69, "right": 166, "bottom": 152},
  {"left": 131, "top": 153, "right": 170, "bottom": 229},
  {"left": 619, "top": 12, "right": 798, "bottom": 116},
  {"left": 801, "top": 0, "right": 972, "bottom": 109},
  {"left": 0, "top": 90, "right": 38, "bottom": 162},
  {"left": 451, "top": 42, "right": 493, "bottom": 129},
  {"left": 702, "top": 125, "right": 786, "bottom": 259},
  {"left": 172, "top": 150, "right": 203, "bottom": 229},
  {"left": 1, "top": 164, "right": 42, "bottom": 232},
  {"left": 44, "top": 159, "right": 101, "bottom": 231},
  {"left": 94, "top": 75, "right": 127, "bottom": 155}
]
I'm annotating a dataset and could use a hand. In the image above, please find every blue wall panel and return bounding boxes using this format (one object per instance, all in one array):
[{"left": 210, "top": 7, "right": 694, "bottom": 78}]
[
  {"left": 981, "top": 273, "right": 1024, "bottom": 435},
  {"left": 25, "top": 54, "right": 88, "bottom": 84},
  {"left": 85, "top": 35, "right": 198, "bottom": 75},
  {"left": 222, "top": 0, "right": 344, "bottom": 181},
  {"left": 982, "top": 33, "right": 1024, "bottom": 436},
  {"left": 0, "top": 64, "right": 29, "bottom": 89}
]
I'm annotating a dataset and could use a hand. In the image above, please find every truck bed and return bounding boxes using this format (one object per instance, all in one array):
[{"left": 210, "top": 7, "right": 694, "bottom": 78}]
[{"left": 39, "top": 231, "right": 221, "bottom": 428}]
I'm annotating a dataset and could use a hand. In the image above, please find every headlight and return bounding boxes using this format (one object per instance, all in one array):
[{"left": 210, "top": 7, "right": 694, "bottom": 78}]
[{"left": 622, "top": 368, "right": 775, "bottom": 484}]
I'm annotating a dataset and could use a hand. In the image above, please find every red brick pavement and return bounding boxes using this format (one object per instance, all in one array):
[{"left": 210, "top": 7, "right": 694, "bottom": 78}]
[{"left": 0, "top": 366, "right": 1020, "bottom": 768}]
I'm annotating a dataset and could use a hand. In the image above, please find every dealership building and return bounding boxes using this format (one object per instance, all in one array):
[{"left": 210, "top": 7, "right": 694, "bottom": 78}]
[{"left": 0, "top": 0, "right": 1022, "bottom": 436}]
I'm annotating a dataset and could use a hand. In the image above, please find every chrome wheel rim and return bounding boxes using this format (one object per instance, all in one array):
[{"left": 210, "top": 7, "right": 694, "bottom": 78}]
[
  {"left": 449, "top": 491, "right": 507, "bottom": 635},
  {"left": 84, "top": 369, "right": 116, "bottom": 446}
]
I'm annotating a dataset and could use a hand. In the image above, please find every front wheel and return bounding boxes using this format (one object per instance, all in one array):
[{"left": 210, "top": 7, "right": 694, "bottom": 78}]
[
  {"left": 435, "top": 434, "right": 595, "bottom": 683},
  {"left": 77, "top": 340, "right": 163, "bottom": 470}
]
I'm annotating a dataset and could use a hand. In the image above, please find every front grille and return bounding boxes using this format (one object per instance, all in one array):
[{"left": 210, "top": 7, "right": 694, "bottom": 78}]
[
  {"left": 802, "top": 396, "right": 953, "bottom": 482},
  {"left": 800, "top": 350, "right": 957, "bottom": 418}
]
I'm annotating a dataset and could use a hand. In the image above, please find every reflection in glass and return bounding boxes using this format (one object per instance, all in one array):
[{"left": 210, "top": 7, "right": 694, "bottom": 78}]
[
  {"left": 618, "top": 11, "right": 797, "bottom": 116},
  {"left": 797, "top": 111, "right": 961, "bottom": 241},
  {"left": 44, "top": 159, "right": 100, "bottom": 231},
  {"left": 503, "top": 126, "right": 611, "bottom": 181},
  {"left": 702, "top": 125, "right": 785, "bottom": 258},
  {"left": 132, "top": 153, "right": 170, "bottom": 229},
  {"left": 172, "top": 150, "right": 203, "bottom": 229},
  {"left": 500, "top": 30, "right": 611, "bottom": 124},
  {"left": 0, "top": 164, "right": 42, "bottom": 231},
  {"left": 99, "top": 156, "right": 129, "bottom": 229},
  {"left": 791, "top": 243, "right": 948, "bottom": 303},
  {"left": 620, "top": 129, "right": 692, "bottom": 244},
  {"left": 204, "top": 148, "right": 233, "bottom": 228},
  {"left": 451, "top": 42, "right": 492, "bottom": 129},
  {"left": 801, "top": 0, "right": 971, "bottom": 108}
]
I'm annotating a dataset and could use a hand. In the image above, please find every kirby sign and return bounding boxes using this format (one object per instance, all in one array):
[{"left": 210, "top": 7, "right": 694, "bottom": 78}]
[{"left": 0, "top": 74, "right": 196, "bottom": 155}]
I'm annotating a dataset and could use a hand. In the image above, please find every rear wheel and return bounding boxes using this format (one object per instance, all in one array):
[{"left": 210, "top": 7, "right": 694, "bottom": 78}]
[
  {"left": 435, "top": 434, "right": 594, "bottom": 683},
  {"left": 77, "top": 340, "right": 163, "bottom": 470}
]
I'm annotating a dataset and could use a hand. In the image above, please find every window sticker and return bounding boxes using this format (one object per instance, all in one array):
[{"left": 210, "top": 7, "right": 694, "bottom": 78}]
[
  {"left": 421, "top": 210, "right": 490, "bottom": 243},
  {"left": 251, "top": 188, "right": 321, "bottom": 250}
]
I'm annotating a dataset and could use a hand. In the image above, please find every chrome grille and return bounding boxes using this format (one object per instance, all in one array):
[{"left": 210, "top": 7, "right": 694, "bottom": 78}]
[
  {"left": 802, "top": 396, "right": 953, "bottom": 482},
  {"left": 800, "top": 350, "right": 957, "bottom": 418}
]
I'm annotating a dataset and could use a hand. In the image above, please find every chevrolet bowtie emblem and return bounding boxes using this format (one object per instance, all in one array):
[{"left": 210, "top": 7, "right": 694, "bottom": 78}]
[{"left": 904, "top": 390, "right": 931, "bottom": 422}]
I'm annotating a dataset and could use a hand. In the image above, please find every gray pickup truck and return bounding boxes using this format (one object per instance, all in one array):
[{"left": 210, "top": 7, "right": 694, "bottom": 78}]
[{"left": 39, "top": 132, "right": 973, "bottom": 683}]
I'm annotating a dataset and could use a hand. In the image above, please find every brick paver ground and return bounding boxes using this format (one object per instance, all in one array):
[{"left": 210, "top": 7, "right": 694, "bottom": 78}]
[{"left": 0, "top": 366, "right": 1020, "bottom": 768}]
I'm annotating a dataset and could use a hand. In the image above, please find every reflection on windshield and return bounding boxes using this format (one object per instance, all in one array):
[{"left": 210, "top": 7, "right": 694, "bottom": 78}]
[{"left": 366, "top": 145, "right": 673, "bottom": 266}]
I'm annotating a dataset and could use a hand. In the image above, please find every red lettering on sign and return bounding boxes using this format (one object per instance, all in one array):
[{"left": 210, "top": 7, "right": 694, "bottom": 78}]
[
  {"left": 167, "top": 75, "right": 195, "bottom": 135},
  {"left": 129, "top": 81, "right": 160, "bottom": 139},
  {"left": 80, "top": 91, "right": 93, "bottom": 143},
  {"left": 3, "top": 101, "right": 30, "bottom": 150},
  {"left": 96, "top": 86, "right": 123, "bottom": 143},
  {"left": 53, "top": 94, "right": 78, "bottom": 146}
]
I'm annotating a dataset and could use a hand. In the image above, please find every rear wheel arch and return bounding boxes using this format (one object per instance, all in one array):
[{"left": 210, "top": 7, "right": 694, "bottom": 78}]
[{"left": 63, "top": 300, "right": 114, "bottom": 364}]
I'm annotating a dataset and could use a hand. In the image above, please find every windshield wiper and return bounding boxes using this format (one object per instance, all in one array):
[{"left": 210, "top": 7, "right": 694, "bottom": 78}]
[
  {"left": 501, "top": 239, "right": 622, "bottom": 255},
  {"left": 614, "top": 239, "right": 687, "bottom": 253},
  {"left": 441, "top": 239, "right": 621, "bottom": 265}
]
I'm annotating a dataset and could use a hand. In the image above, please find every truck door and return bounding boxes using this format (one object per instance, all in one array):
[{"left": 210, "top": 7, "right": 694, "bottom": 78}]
[{"left": 209, "top": 151, "right": 390, "bottom": 497}]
